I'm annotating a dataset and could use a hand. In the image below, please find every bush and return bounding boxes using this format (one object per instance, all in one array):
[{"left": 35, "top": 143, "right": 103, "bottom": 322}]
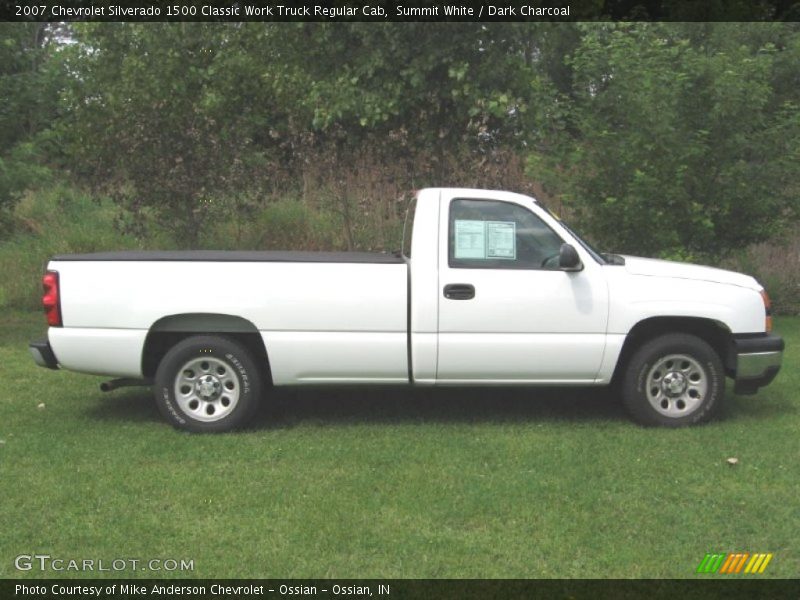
[
  {"left": 719, "top": 226, "right": 800, "bottom": 316},
  {"left": 196, "top": 195, "right": 344, "bottom": 252}
]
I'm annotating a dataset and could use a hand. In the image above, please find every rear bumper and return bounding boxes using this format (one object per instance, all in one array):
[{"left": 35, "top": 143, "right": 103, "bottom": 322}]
[
  {"left": 732, "top": 333, "right": 783, "bottom": 395},
  {"left": 29, "top": 338, "right": 59, "bottom": 370}
]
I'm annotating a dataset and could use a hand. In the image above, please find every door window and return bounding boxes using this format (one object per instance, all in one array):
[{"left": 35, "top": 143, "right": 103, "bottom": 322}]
[{"left": 449, "top": 199, "right": 564, "bottom": 269}]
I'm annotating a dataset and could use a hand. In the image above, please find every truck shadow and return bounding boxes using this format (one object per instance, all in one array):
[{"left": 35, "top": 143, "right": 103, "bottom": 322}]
[
  {"left": 85, "top": 388, "right": 163, "bottom": 424},
  {"left": 257, "top": 384, "right": 794, "bottom": 428},
  {"left": 85, "top": 385, "right": 627, "bottom": 428},
  {"left": 253, "top": 386, "right": 628, "bottom": 428},
  {"left": 86, "top": 384, "right": 792, "bottom": 429}
]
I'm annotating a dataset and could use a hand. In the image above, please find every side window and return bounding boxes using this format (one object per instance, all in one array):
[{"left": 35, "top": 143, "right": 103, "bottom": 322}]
[
  {"left": 402, "top": 196, "right": 417, "bottom": 258},
  {"left": 448, "top": 199, "right": 564, "bottom": 270}
]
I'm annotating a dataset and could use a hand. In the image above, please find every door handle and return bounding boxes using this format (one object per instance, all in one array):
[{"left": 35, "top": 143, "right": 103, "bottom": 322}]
[{"left": 443, "top": 284, "right": 475, "bottom": 300}]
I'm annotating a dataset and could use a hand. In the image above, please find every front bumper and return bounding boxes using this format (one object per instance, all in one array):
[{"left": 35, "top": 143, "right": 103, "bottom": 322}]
[
  {"left": 29, "top": 338, "right": 59, "bottom": 370},
  {"left": 732, "top": 333, "right": 783, "bottom": 395}
]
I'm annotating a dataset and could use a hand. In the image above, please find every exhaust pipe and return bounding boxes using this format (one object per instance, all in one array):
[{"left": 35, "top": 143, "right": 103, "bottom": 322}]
[{"left": 100, "top": 378, "right": 153, "bottom": 392}]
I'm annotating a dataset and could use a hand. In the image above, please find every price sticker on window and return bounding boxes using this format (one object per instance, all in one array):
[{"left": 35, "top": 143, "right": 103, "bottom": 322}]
[{"left": 454, "top": 220, "right": 516, "bottom": 260}]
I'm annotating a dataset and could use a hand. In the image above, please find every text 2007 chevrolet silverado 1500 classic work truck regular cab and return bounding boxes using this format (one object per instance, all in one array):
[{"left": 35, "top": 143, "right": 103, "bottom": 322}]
[{"left": 29, "top": 188, "right": 784, "bottom": 432}]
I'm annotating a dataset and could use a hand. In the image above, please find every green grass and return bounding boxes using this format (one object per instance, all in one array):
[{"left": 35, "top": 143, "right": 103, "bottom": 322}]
[{"left": 1, "top": 312, "right": 798, "bottom": 579}]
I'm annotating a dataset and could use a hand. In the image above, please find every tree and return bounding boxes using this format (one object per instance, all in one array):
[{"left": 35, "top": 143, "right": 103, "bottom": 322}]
[
  {"left": 0, "top": 23, "right": 59, "bottom": 235},
  {"left": 60, "top": 22, "right": 800, "bottom": 257},
  {"left": 272, "top": 23, "right": 539, "bottom": 150},
  {"left": 63, "top": 23, "right": 280, "bottom": 245},
  {"left": 529, "top": 23, "right": 800, "bottom": 258},
  {"left": 62, "top": 23, "right": 553, "bottom": 245}
]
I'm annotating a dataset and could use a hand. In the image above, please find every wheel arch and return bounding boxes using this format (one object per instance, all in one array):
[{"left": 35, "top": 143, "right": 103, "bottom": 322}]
[
  {"left": 142, "top": 313, "right": 272, "bottom": 385},
  {"left": 611, "top": 316, "right": 734, "bottom": 385}
]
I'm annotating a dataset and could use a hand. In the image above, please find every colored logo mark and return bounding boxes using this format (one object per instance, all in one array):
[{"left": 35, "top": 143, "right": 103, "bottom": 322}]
[{"left": 696, "top": 552, "right": 773, "bottom": 574}]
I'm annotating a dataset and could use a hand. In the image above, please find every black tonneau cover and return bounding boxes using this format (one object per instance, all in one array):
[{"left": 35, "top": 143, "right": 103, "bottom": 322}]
[{"left": 51, "top": 250, "right": 405, "bottom": 264}]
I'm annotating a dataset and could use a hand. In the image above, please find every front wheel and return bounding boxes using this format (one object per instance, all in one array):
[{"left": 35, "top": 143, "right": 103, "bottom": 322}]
[
  {"left": 622, "top": 333, "right": 724, "bottom": 427},
  {"left": 154, "top": 335, "right": 262, "bottom": 432}
]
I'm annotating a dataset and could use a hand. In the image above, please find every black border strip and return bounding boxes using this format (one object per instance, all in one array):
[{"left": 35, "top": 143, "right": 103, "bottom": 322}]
[
  {"left": 3, "top": 579, "right": 800, "bottom": 600},
  {"left": 3, "top": 0, "right": 799, "bottom": 22}
]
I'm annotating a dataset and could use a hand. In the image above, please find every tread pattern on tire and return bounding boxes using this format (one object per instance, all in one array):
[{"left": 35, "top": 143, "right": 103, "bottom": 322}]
[
  {"left": 621, "top": 333, "right": 724, "bottom": 427},
  {"left": 154, "top": 335, "right": 262, "bottom": 433}
]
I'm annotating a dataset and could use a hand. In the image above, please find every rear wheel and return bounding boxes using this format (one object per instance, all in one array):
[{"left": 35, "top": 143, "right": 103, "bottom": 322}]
[
  {"left": 154, "top": 335, "right": 261, "bottom": 432},
  {"left": 622, "top": 333, "right": 724, "bottom": 427}
]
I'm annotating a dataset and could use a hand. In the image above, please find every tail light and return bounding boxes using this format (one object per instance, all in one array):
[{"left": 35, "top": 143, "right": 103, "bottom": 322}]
[
  {"left": 760, "top": 289, "right": 772, "bottom": 332},
  {"left": 42, "top": 270, "right": 62, "bottom": 327}
]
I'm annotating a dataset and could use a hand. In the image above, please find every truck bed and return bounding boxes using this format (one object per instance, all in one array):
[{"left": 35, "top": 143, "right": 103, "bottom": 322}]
[{"left": 47, "top": 255, "right": 409, "bottom": 384}]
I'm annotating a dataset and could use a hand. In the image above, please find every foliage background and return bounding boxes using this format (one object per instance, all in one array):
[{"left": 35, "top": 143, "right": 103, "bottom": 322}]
[{"left": 1, "top": 21, "right": 799, "bottom": 312}]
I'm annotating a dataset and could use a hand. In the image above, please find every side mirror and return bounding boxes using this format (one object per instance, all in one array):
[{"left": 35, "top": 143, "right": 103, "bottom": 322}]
[{"left": 559, "top": 243, "right": 583, "bottom": 271}]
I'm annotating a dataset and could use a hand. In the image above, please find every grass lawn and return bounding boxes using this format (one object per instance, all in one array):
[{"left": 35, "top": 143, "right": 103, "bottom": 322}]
[{"left": 1, "top": 311, "right": 797, "bottom": 579}]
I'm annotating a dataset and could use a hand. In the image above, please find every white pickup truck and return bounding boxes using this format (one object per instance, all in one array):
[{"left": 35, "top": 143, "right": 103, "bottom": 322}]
[{"left": 30, "top": 188, "right": 783, "bottom": 432}]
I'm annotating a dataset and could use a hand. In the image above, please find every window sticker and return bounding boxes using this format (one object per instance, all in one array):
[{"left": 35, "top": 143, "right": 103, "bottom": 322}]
[
  {"left": 454, "top": 219, "right": 516, "bottom": 260},
  {"left": 486, "top": 221, "right": 516, "bottom": 259},
  {"left": 454, "top": 220, "right": 486, "bottom": 259}
]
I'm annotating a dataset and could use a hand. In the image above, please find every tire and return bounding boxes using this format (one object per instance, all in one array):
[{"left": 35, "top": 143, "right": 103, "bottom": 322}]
[
  {"left": 621, "top": 333, "right": 724, "bottom": 427},
  {"left": 154, "top": 335, "right": 262, "bottom": 432}
]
